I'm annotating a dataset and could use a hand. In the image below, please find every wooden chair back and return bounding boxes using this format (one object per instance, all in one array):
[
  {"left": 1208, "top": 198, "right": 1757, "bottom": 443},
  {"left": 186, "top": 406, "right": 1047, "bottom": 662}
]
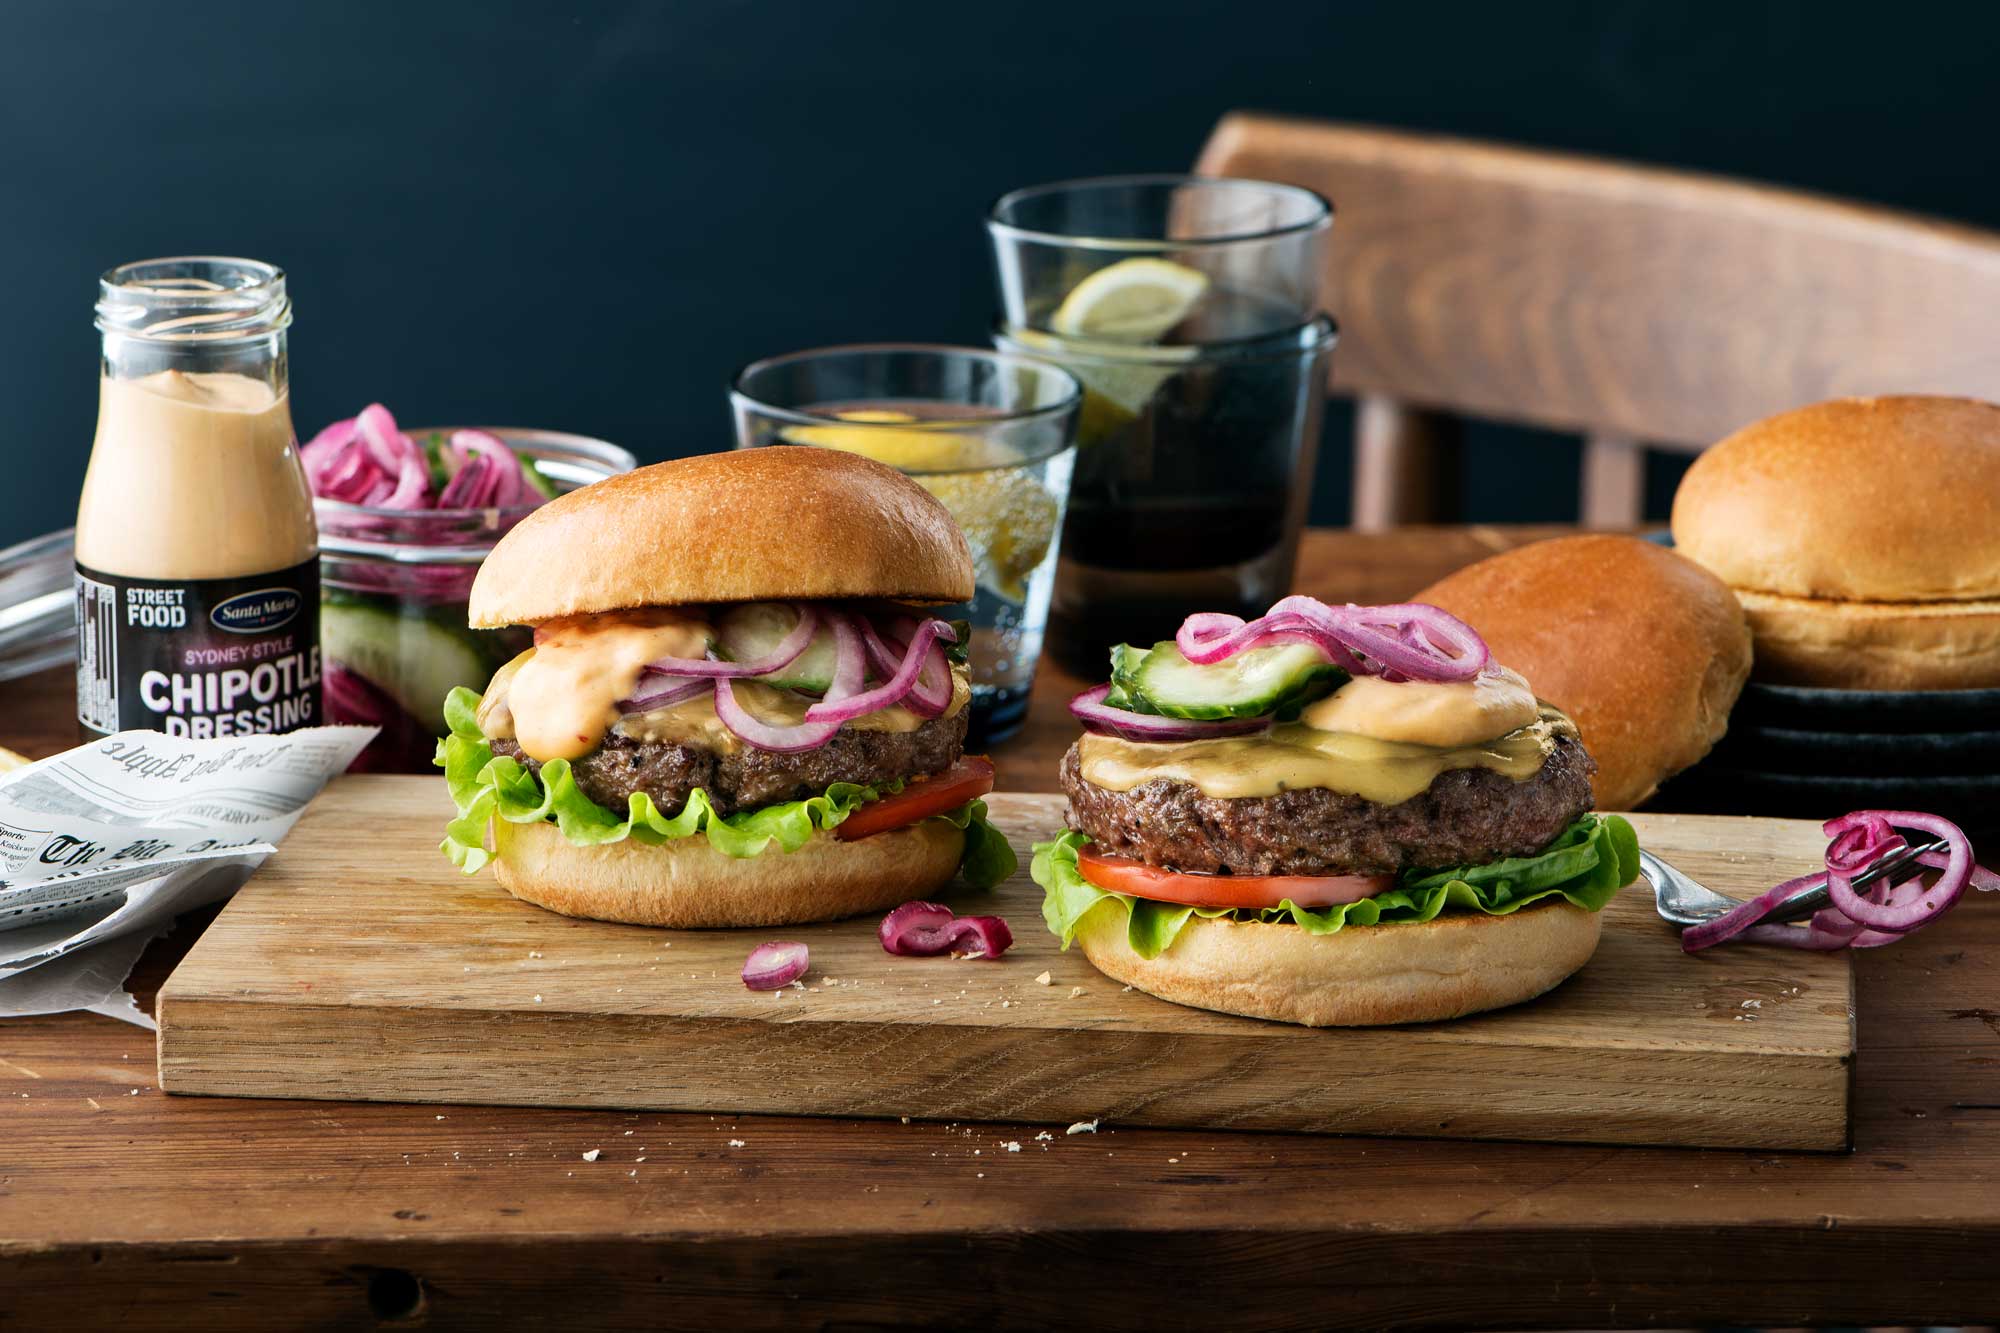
[{"left": 1196, "top": 113, "right": 2000, "bottom": 527}]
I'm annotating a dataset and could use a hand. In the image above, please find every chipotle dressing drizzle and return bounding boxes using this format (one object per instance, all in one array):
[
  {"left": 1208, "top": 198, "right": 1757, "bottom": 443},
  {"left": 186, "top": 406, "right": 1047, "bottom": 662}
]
[{"left": 489, "top": 609, "right": 970, "bottom": 761}]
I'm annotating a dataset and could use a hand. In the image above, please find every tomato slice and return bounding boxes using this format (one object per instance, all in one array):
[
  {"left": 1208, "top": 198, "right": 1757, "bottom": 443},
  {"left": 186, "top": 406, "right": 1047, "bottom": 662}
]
[
  {"left": 833, "top": 756, "right": 996, "bottom": 841},
  {"left": 1075, "top": 847, "right": 1392, "bottom": 911}
]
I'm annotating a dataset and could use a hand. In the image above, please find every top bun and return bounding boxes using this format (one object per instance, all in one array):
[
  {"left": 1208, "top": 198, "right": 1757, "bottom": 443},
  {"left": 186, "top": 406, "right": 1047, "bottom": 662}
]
[
  {"left": 1418, "top": 535, "right": 1752, "bottom": 811},
  {"left": 1672, "top": 395, "right": 2000, "bottom": 602},
  {"left": 470, "top": 447, "right": 975, "bottom": 627}
]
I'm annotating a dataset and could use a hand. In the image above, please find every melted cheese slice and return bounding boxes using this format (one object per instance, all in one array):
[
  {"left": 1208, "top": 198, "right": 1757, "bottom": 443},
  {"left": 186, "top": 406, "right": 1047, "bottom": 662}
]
[
  {"left": 480, "top": 607, "right": 970, "bottom": 761},
  {"left": 1077, "top": 704, "right": 1576, "bottom": 803}
]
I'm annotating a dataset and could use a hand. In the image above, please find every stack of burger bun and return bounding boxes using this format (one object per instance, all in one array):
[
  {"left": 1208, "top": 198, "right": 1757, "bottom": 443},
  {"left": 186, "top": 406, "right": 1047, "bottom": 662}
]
[
  {"left": 1671, "top": 395, "right": 2000, "bottom": 692},
  {"left": 1419, "top": 535, "right": 1753, "bottom": 811}
]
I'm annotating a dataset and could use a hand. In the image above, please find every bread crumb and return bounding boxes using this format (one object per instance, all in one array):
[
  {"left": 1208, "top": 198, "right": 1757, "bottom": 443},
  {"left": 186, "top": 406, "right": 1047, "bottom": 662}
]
[
  {"left": 1069, "top": 987, "right": 1084, "bottom": 998},
  {"left": 1035, "top": 971, "right": 1052, "bottom": 985},
  {"left": 728, "top": 1138, "right": 746, "bottom": 1148},
  {"left": 1121, "top": 985, "right": 1133, "bottom": 992},
  {"left": 1034, "top": 1131, "right": 1054, "bottom": 1142},
  {"left": 533, "top": 994, "right": 542, "bottom": 1003},
  {"left": 1066, "top": 1119, "right": 1099, "bottom": 1135},
  {"left": 1003, "top": 1141, "right": 1021, "bottom": 1152},
  {"left": 900, "top": 1116, "right": 911, "bottom": 1124},
  {"left": 623, "top": 1130, "right": 634, "bottom": 1135},
  {"left": 528, "top": 951, "right": 543, "bottom": 958},
  {"left": 582, "top": 1149, "right": 600, "bottom": 1162},
  {"left": 635, "top": 1156, "right": 646, "bottom": 1162}
]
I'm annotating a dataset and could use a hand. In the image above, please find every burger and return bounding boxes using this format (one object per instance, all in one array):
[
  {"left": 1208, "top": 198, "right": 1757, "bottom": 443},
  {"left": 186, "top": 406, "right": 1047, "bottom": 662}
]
[
  {"left": 436, "top": 447, "right": 1015, "bottom": 927},
  {"left": 1672, "top": 395, "right": 2000, "bottom": 691},
  {"left": 1031, "top": 597, "right": 1640, "bottom": 1027}
]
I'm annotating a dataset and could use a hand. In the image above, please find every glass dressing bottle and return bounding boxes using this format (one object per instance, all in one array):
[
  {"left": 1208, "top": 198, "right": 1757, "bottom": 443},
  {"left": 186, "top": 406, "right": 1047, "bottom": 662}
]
[{"left": 75, "top": 256, "right": 321, "bottom": 739}]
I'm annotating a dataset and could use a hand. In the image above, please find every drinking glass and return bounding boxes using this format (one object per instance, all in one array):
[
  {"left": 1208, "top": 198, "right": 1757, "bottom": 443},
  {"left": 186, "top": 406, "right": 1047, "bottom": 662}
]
[
  {"left": 730, "top": 345, "right": 1081, "bottom": 745},
  {"left": 987, "top": 175, "right": 1335, "bottom": 676}
]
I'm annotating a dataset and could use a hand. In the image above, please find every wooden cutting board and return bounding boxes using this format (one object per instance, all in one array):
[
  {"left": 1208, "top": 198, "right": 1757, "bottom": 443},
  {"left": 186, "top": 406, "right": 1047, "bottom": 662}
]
[{"left": 156, "top": 778, "right": 1854, "bottom": 1150}]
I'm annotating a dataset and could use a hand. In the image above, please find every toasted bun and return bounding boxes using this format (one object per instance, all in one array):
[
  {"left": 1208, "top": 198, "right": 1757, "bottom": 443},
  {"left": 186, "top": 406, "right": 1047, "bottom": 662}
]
[
  {"left": 1418, "top": 535, "right": 1752, "bottom": 810},
  {"left": 1671, "top": 395, "right": 2000, "bottom": 690},
  {"left": 1733, "top": 589, "right": 2000, "bottom": 691},
  {"left": 1672, "top": 395, "right": 2000, "bottom": 602},
  {"left": 1076, "top": 901, "right": 1602, "bottom": 1027},
  {"left": 469, "top": 448, "right": 975, "bottom": 627},
  {"left": 489, "top": 817, "right": 966, "bottom": 928}
]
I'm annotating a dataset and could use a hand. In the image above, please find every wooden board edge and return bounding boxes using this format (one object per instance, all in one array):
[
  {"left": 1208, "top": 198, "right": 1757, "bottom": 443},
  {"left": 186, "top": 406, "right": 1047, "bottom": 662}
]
[{"left": 156, "top": 994, "right": 1854, "bottom": 1152}]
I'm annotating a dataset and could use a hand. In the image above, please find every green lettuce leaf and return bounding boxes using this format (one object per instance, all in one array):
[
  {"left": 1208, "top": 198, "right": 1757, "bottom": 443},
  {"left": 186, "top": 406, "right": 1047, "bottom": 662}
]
[
  {"left": 435, "top": 685, "right": 1015, "bottom": 887},
  {"left": 1033, "top": 813, "right": 1640, "bottom": 960}
]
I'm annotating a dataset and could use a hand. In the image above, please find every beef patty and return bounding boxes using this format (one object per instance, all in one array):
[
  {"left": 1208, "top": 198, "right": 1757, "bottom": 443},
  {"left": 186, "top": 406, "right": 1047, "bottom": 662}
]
[
  {"left": 1060, "top": 732, "right": 1596, "bottom": 876},
  {"left": 491, "top": 709, "right": 967, "bottom": 818}
]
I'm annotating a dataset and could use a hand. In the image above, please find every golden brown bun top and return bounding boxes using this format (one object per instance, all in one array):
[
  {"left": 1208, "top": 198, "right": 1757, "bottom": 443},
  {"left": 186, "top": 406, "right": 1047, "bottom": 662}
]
[
  {"left": 1671, "top": 395, "right": 2000, "bottom": 602},
  {"left": 470, "top": 448, "right": 976, "bottom": 626},
  {"left": 1418, "top": 535, "right": 1752, "bottom": 811}
]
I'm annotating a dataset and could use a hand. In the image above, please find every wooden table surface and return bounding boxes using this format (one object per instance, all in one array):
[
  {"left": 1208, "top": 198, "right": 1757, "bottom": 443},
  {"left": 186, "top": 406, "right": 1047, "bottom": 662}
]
[{"left": 3, "top": 526, "right": 1996, "bottom": 1331}]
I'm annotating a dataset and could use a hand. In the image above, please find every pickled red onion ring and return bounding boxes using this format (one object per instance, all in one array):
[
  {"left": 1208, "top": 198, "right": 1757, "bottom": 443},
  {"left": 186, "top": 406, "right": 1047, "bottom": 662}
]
[
  {"left": 742, "top": 941, "right": 809, "bottom": 990},
  {"left": 713, "top": 677, "right": 842, "bottom": 752},
  {"left": 878, "top": 901, "right": 1013, "bottom": 958},
  {"left": 1068, "top": 683, "right": 1270, "bottom": 742},
  {"left": 646, "top": 604, "right": 818, "bottom": 678},
  {"left": 804, "top": 619, "right": 956, "bottom": 724},
  {"left": 877, "top": 617, "right": 953, "bottom": 719},
  {"left": 1174, "top": 596, "right": 1486, "bottom": 682},
  {"left": 617, "top": 673, "right": 710, "bottom": 714},
  {"left": 820, "top": 611, "right": 868, "bottom": 703},
  {"left": 1682, "top": 810, "right": 1995, "bottom": 952},
  {"left": 303, "top": 404, "right": 548, "bottom": 513}
]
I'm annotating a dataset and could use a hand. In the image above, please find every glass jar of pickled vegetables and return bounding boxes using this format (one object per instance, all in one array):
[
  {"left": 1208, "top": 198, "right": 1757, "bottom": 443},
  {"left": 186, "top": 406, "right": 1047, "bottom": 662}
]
[{"left": 310, "top": 417, "right": 634, "bottom": 771}]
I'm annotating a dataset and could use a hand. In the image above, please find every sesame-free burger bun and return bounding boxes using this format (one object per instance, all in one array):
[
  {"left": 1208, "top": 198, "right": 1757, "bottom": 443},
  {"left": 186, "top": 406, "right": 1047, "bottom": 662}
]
[
  {"left": 1418, "top": 535, "right": 1752, "bottom": 810},
  {"left": 1075, "top": 900, "right": 1602, "bottom": 1027},
  {"left": 489, "top": 816, "right": 966, "bottom": 928},
  {"left": 469, "top": 448, "right": 976, "bottom": 627},
  {"left": 1671, "top": 395, "right": 2000, "bottom": 689}
]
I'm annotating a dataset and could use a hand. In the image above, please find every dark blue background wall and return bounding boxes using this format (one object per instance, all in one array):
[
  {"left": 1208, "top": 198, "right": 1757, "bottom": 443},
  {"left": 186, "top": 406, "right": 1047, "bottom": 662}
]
[{"left": 6, "top": 0, "right": 1996, "bottom": 549}]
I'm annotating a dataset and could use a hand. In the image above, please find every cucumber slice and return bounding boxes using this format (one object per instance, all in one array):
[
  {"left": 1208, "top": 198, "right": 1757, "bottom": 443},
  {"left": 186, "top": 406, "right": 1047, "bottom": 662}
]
[
  {"left": 321, "top": 599, "right": 495, "bottom": 736},
  {"left": 1115, "top": 641, "right": 1346, "bottom": 720},
  {"left": 715, "top": 602, "right": 839, "bottom": 693}
]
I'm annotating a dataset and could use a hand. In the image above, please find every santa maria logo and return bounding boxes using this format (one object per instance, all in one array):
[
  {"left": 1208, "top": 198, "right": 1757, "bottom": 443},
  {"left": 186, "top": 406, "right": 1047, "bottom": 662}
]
[{"left": 210, "top": 587, "right": 303, "bottom": 634}]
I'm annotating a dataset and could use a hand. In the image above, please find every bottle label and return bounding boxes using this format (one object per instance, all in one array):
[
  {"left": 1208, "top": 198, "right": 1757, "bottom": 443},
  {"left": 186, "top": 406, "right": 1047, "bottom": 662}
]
[{"left": 75, "top": 559, "right": 322, "bottom": 739}]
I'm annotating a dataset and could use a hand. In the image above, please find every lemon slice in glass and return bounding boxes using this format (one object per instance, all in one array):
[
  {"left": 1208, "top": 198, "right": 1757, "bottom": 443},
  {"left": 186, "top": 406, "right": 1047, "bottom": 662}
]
[
  {"left": 919, "top": 469, "right": 1058, "bottom": 604},
  {"left": 784, "top": 410, "right": 1005, "bottom": 472},
  {"left": 1051, "top": 258, "right": 1210, "bottom": 342}
]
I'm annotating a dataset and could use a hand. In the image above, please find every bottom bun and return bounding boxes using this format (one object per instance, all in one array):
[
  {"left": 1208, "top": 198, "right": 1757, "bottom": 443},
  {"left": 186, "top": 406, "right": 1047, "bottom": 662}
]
[
  {"left": 1735, "top": 589, "right": 2000, "bottom": 690},
  {"left": 1075, "top": 902, "right": 1602, "bottom": 1027},
  {"left": 490, "top": 817, "right": 966, "bottom": 928}
]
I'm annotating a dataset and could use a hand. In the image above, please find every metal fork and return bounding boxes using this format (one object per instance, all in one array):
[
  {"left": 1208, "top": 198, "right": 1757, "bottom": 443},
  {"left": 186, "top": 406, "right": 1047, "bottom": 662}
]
[{"left": 1642, "top": 839, "right": 1946, "bottom": 930}]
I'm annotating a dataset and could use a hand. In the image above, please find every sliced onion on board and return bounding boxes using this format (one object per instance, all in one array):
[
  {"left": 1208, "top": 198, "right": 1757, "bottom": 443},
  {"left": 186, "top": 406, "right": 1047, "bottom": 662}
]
[
  {"left": 878, "top": 901, "right": 1013, "bottom": 959},
  {"left": 742, "top": 941, "right": 810, "bottom": 990},
  {"left": 1683, "top": 810, "right": 1998, "bottom": 952}
]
